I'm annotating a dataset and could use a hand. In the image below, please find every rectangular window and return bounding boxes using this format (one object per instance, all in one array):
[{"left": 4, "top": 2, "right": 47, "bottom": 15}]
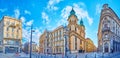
[
  {"left": 12, "top": 33, "right": 14, "bottom": 38},
  {"left": 60, "top": 30, "right": 61, "bottom": 36},
  {"left": 16, "top": 35, "right": 18, "bottom": 39},
  {"left": 6, "top": 27, "right": 9, "bottom": 31},
  {"left": 59, "top": 48, "right": 61, "bottom": 53},
  {"left": 57, "top": 31, "right": 59, "bottom": 36},
  {"left": 58, "top": 37, "right": 60, "bottom": 40},
  {"left": 7, "top": 33, "right": 9, "bottom": 37},
  {"left": 12, "top": 28, "right": 14, "bottom": 32},
  {"left": 75, "top": 37, "right": 77, "bottom": 50},
  {"left": 0, "top": 41, "right": 1, "bottom": 45}
]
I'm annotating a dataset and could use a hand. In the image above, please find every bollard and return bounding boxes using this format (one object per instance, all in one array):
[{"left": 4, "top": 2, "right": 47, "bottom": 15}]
[
  {"left": 95, "top": 53, "right": 96, "bottom": 58},
  {"left": 76, "top": 54, "right": 77, "bottom": 58},
  {"left": 41, "top": 55, "right": 42, "bottom": 58},
  {"left": 102, "top": 53, "right": 104, "bottom": 58},
  {"left": 85, "top": 54, "right": 87, "bottom": 58}
]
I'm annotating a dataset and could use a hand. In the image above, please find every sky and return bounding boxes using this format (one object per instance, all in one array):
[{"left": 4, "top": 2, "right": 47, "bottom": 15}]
[{"left": 0, "top": 0, "right": 120, "bottom": 47}]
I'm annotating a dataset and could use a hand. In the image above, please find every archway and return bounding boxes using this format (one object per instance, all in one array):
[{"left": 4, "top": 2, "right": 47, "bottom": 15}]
[{"left": 104, "top": 42, "right": 109, "bottom": 52}]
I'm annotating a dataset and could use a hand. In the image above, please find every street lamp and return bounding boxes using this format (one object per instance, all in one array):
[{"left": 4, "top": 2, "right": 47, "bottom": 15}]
[{"left": 29, "top": 25, "right": 35, "bottom": 58}]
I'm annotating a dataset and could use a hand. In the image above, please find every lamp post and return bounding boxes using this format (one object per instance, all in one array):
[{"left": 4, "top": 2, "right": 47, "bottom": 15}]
[{"left": 29, "top": 25, "right": 35, "bottom": 58}]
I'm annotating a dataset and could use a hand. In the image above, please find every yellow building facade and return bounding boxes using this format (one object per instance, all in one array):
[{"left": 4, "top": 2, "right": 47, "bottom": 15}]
[
  {"left": 39, "top": 8, "right": 96, "bottom": 54},
  {"left": 85, "top": 38, "right": 96, "bottom": 52},
  {"left": 0, "top": 16, "right": 22, "bottom": 53}
]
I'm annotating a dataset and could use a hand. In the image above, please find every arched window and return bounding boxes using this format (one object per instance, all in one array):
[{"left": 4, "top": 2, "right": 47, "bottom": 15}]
[
  {"left": 75, "top": 27, "right": 77, "bottom": 31},
  {"left": 71, "top": 25, "right": 75, "bottom": 31},
  {"left": 104, "top": 42, "right": 109, "bottom": 52}
]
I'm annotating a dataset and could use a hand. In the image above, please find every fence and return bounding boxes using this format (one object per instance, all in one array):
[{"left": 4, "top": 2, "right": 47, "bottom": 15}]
[{"left": 32, "top": 52, "right": 120, "bottom": 58}]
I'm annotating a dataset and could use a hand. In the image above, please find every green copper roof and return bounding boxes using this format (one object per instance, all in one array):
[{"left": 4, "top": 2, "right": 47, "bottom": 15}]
[
  {"left": 70, "top": 8, "right": 75, "bottom": 15},
  {"left": 68, "top": 8, "right": 77, "bottom": 19},
  {"left": 79, "top": 18, "right": 85, "bottom": 27}
]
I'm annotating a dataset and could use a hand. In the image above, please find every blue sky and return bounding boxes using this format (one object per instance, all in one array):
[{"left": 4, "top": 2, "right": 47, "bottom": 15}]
[{"left": 0, "top": 0, "right": 120, "bottom": 47}]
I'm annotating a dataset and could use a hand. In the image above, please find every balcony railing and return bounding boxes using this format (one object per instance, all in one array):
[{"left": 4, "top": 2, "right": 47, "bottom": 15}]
[
  {"left": 102, "top": 27, "right": 110, "bottom": 32},
  {"left": 4, "top": 43, "right": 20, "bottom": 45}
]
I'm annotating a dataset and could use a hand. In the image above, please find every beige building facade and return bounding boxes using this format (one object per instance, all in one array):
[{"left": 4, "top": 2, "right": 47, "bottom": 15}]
[
  {"left": 0, "top": 16, "right": 22, "bottom": 53},
  {"left": 39, "top": 8, "right": 96, "bottom": 54},
  {"left": 39, "top": 26, "right": 65, "bottom": 54},
  {"left": 98, "top": 4, "right": 120, "bottom": 53}
]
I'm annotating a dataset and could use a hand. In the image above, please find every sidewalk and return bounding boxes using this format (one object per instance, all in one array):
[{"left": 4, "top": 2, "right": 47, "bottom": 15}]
[{"left": 0, "top": 53, "right": 15, "bottom": 58}]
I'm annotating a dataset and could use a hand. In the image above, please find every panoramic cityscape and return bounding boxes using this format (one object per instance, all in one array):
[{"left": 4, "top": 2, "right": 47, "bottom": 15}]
[{"left": 0, "top": 0, "right": 120, "bottom": 58}]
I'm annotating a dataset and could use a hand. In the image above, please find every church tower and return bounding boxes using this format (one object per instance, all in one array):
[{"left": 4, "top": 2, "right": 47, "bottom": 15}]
[
  {"left": 67, "top": 8, "right": 78, "bottom": 27},
  {"left": 79, "top": 18, "right": 85, "bottom": 38},
  {"left": 67, "top": 8, "right": 86, "bottom": 53}
]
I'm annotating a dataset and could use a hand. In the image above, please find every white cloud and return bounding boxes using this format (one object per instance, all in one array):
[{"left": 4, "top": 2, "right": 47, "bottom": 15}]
[
  {"left": 96, "top": 4, "right": 102, "bottom": 15},
  {"left": 75, "top": 2, "right": 86, "bottom": 8},
  {"left": 32, "top": 28, "right": 42, "bottom": 44},
  {"left": 57, "top": 6, "right": 71, "bottom": 26},
  {"left": 22, "top": 28, "right": 30, "bottom": 42},
  {"left": 58, "top": 3, "right": 93, "bottom": 26},
  {"left": 73, "top": 3, "right": 93, "bottom": 25},
  {"left": 41, "top": 12, "right": 50, "bottom": 24},
  {"left": 46, "top": 25, "right": 57, "bottom": 31},
  {"left": 26, "top": 20, "right": 34, "bottom": 26},
  {"left": 20, "top": 16, "right": 34, "bottom": 26},
  {"left": 78, "top": 2, "right": 85, "bottom": 7},
  {"left": 14, "top": 9, "right": 20, "bottom": 19},
  {"left": 22, "top": 19, "right": 42, "bottom": 45},
  {"left": 41, "top": 0, "right": 64, "bottom": 26},
  {"left": 0, "top": 8, "right": 7, "bottom": 12},
  {"left": 61, "top": 6, "right": 71, "bottom": 20},
  {"left": 47, "top": 0, "right": 63, "bottom": 11},
  {"left": 24, "top": 10, "right": 31, "bottom": 15},
  {"left": 22, "top": 27, "right": 42, "bottom": 45},
  {"left": 20, "top": 16, "right": 26, "bottom": 24}
]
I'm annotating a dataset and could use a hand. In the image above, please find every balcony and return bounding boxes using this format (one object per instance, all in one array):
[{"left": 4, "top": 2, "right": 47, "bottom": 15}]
[
  {"left": 4, "top": 40, "right": 20, "bottom": 45},
  {"left": 9, "top": 23, "right": 16, "bottom": 28},
  {"left": 102, "top": 27, "right": 110, "bottom": 32}
]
